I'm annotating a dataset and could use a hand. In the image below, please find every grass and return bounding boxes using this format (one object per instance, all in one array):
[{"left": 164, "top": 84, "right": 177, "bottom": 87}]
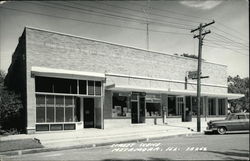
[{"left": 0, "top": 138, "right": 44, "bottom": 152}]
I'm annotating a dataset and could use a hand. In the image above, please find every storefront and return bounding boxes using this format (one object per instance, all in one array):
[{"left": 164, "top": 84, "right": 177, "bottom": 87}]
[{"left": 4, "top": 27, "right": 244, "bottom": 133}]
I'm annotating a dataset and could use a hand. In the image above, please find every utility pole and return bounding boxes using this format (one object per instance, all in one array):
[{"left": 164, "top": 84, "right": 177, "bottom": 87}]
[
  {"left": 143, "top": 0, "right": 150, "bottom": 50},
  {"left": 191, "top": 20, "right": 215, "bottom": 132}
]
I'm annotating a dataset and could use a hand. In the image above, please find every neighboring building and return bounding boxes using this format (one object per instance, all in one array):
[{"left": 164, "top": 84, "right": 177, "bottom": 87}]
[{"left": 5, "top": 27, "right": 243, "bottom": 134}]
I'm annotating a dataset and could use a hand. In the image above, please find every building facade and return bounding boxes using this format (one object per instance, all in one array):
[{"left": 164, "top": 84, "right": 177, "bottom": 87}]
[{"left": 5, "top": 27, "right": 243, "bottom": 133}]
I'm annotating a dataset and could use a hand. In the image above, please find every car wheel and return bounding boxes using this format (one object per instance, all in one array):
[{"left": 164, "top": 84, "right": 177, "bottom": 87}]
[{"left": 217, "top": 127, "right": 227, "bottom": 135}]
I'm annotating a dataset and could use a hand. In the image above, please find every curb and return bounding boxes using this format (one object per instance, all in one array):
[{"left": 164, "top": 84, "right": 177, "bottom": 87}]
[{"left": 0, "top": 132, "right": 203, "bottom": 156}]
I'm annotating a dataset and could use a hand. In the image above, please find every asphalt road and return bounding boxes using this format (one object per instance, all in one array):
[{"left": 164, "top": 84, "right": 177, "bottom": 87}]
[{"left": 3, "top": 132, "right": 249, "bottom": 161}]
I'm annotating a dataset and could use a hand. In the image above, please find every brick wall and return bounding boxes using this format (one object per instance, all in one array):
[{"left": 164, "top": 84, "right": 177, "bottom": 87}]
[{"left": 25, "top": 27, "right": 227, "bottom": 90}]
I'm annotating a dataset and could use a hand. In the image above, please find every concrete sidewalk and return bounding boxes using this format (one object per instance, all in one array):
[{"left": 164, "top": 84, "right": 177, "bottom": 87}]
[{"left": 0, "top": 118, "right": 221, "bottom": 156}]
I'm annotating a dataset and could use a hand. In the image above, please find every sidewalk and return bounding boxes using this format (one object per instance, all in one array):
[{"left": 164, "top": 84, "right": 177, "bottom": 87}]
[{"left": 0, "top": 119, "right": 217, "bottom": 156}]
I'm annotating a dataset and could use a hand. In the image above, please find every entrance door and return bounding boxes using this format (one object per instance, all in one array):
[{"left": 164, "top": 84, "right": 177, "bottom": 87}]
[
  {"left": 131, "top": 93, "right": 146, "bottom": 124},
  {"left": 83, "top": 98, "right": 94, "bottom": 128},
  {"left": 176, "top": 96, "right": 185, "bottom": 115},
  {"left": 139, "top": 96, "right": 146, "bottom": 123}
]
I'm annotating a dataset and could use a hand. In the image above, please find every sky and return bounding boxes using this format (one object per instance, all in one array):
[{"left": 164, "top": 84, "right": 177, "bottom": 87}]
[{"left": 0, "top": 0, "right": 249, "bottom": 78}]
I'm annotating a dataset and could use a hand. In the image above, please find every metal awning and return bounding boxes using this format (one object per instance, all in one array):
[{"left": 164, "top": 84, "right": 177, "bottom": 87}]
[
  {"left": 106, "top": 84, "right": 244, "bottom": 100},
  {"left": 31, "top": 66, "right": 105, "bottom": 80}
]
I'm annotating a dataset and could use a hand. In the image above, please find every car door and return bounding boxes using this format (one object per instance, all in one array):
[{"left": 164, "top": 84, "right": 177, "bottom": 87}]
[
  {"left": 246, "top": 114, "right": 250, "bottom": 130},
  {"left": 241, "top": 114, "right": 249, "bottom": 130},
  {"left": 235, "top": 114, "right": 247, "bottom": 131},
  {"left": 227, "top": 114, "right": 244, "bottom": 131}
]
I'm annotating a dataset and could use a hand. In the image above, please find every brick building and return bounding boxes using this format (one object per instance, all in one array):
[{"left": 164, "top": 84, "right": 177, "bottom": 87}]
[{"left": 5, "top": 27, "right": 243, "bottom": 133}]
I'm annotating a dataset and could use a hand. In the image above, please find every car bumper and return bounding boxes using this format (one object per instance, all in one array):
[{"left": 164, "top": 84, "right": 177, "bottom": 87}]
[{"left": 204, "top": 127, "right": 217, "bottom": 132}]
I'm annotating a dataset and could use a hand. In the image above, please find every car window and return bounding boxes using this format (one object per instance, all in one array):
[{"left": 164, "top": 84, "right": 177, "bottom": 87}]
[
  {"left": 230, "top": 115, "right": 238, "bottom": 120},
  {"left": 226, "top": 114, "right": 235, "bottom": 120},
  {"left": 236, "top": 115, "right": 246, "bottom": 119}
]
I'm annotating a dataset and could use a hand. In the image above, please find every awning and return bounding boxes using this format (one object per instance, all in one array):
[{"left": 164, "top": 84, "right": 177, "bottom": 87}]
[
  {"left": 31, "top": 66, "right": 105, "bottom": 80},
  {"left": 106, "top": 84, "right": 244, "bottom": 100}
]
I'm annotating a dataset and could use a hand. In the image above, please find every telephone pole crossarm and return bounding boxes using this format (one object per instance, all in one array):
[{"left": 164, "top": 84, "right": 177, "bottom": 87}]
[
  {"left": 193, "top": 30, "right": 211, "bottom": 39},
  {"left": 191, "top": 20, "right": 215, "bottom": 33}
]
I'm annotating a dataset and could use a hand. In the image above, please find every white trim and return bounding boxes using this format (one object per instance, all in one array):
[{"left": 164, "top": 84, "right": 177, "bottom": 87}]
[
  {"left": 106, "top": 84, "right": 244, "bottom": 100},
  {"left": 105, "top": 73, "right": 227, "bottom": 88},
  {"left": 31, "top": 66, "right": 105, "bottom": 80},
  {"left": 35, "top": 92, "right": 102, "bottom": 98}
]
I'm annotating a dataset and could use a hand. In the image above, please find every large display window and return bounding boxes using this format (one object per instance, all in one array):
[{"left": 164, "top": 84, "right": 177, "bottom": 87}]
[
  {"left": 218, "top": 98, "right": 226, "bottom": 115},
  {"left": 36, "top": 95, "right": 76, "bottom": 123},
  {"left": 145, "top": 94, "right": 162, "bottom": 117},
  {"left": 168, "top": 96, "right": 176, "bottom": 116},
  {"left": 208, "top": 98, "right": 216, "bottom": 115},
  {"left": 112, "top": 92, "right": 131, "bottom": 117}
]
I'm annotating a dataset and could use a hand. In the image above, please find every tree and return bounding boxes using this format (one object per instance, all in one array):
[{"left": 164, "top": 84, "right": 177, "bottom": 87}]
[
  {"left": 228, "top": 75, "right": 249, "bottom": 112},
  {"left": 0, "top": 71, "right": 24, "bottom": 132}
]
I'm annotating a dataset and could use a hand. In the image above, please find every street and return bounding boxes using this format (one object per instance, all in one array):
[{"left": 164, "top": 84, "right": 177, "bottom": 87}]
[{"left": 3, "top": 132, "right": 249, "bottom": 161}]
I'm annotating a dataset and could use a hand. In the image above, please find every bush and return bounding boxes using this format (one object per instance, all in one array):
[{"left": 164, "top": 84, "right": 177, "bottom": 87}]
[{"left": 0, "top": 71, "right": 24, "bottom": 133}]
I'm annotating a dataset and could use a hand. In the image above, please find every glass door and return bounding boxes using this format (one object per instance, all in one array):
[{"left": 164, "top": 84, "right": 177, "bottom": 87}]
[
  {"left": 131, "top": 93, "right": 146, "bottom": 124},
  {"left": 176, "top": 96, "right": 185, "bottom": 115}
]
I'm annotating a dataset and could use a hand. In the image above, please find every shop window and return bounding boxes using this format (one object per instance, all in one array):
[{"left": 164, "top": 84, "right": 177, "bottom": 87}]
[
  {"left": 50, "top": 124, "right": 63, "bottom": 131},
  {"left": 192, "top": 97, "right": 204, "bottom": 115},
  {"left": 112, "top": 92, "right": 130, "bottom": 117},
  {"left": 55, "top": 95, "right": 64, "bottom": 122},
  {"left": 64, "top": 124, "right": 75, "bottom": 130},
  {"left": 36, "top": 95, "right": 79, "bottom": 125},
  {"left": 208, "top": 98, "right": 216, "bottom": 115},
  {"left": 46, "top": 95, "right": 54, "bottom": 122},
  {"left": 95, "top": 81, "right": 101, "bottom": 95},
  {"left": 46, "top": 107, "right": 54, "bottom": 122},
  {"left": 36, "top": 95, "right": 45, "bottom": 105},
  {"left": 36, "top": 124, "right": 49, "bottom": 131},
  {"left": 65, "top": 96, "right": 74, "bottom": 122},
  {"left": 88, "top": 81, "right": 94, "bottom": 95},
  {"left": 35, "top": 76, "right": 53, "bottom": 92},
  {"left": 36, "top": 107, "right": 45, "bottom": 123},
  {"left": 79, "top": 80, "right": 87, "bottom": 94},
  {"left": 36, "top": 95, "right": 45, "bottom": 123},
  {"left": 146, "top": 94, "right": 162, "bottom": 117},
  {"left": 54, "top": 78, "right": 77, "bottom": 94},
  {"left": 168, "top": 96, "right": 176, "bottom": 116},
  {"left": 35, "top": 76, "right": 77, "bottom": 94},
  {"left": 56, "top": 107, "right": 64, "bottom": 122},
  {"left": 218, "top": 99, "right": 226, "bottom": 115},
  {"left": 65, "top": 108, "right": 73, "bottom": 122}
]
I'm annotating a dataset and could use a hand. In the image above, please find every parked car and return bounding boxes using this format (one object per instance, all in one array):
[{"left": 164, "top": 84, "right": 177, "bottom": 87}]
[{"left": 205, "top": 112, "right": 249, "bottom": 135}]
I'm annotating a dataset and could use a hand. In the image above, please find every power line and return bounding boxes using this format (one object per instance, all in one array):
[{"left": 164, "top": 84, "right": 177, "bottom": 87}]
[
  {"left": 91, "top": 1, "right": 200, "bottom": 24},
  {"left": 203, "top": 44, "right": 249, "bottom": 56},
  {"left": 0, "top": 6, "right": 192, "bottom": 36},
  {"left": 128, "top": 1, "right": 210, "bottom": 23},
  {"left": 129, "top": 1, "right": 248, "bottom": 43},
  {"left": 208, "top": 34, "right": 249, "bottom": 48},
  {"left": 217, "top": 21, "right": 248, "bottom": 41},
  {"left": 52, "top": 1, "right": 193, "bottom": 30},
  {"left": 212, "top": 32, "right": 249, "bottom": 48},
  {"left": 211, "top": 26, "right": 249, "bottom": 44},
  {"left": 204, "top": 40, "right": 249, "bottom": 50}
]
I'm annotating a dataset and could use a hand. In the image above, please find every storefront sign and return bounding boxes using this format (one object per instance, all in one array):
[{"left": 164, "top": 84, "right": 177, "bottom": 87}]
[
  {"left": 132, "top": 92, "right": 146, "bottom": 96},
  {"left": 188, "top": 71, "right": 198, "bottom": 79}
]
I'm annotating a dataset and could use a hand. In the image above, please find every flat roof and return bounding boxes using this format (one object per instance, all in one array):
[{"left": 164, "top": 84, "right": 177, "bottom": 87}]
[{"left": 25, "top": 26, "right": 227, "bottom": 67}]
